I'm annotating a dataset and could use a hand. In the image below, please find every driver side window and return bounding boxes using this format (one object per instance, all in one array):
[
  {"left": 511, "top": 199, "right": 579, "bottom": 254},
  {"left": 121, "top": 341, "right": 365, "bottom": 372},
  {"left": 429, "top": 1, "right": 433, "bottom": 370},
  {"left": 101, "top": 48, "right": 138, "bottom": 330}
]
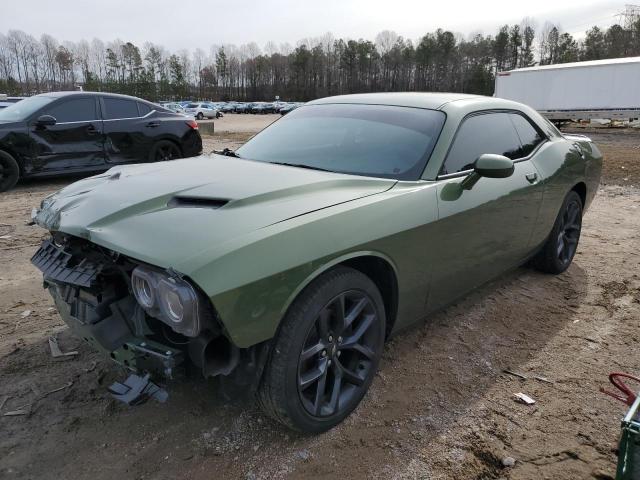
[
  {"left": 44, "top": 98, "right": 97, "bottom": 123},
  {"left": 441, "top": 112, "right": 522, "bottom": 175}
]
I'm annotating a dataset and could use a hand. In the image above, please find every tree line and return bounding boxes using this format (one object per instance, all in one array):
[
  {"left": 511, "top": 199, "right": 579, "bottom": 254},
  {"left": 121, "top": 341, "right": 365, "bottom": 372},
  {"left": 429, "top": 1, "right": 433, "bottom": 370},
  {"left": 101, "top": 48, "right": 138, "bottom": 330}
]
[{"left": 1, "top": 18, "right": 639, "bottom": 102}]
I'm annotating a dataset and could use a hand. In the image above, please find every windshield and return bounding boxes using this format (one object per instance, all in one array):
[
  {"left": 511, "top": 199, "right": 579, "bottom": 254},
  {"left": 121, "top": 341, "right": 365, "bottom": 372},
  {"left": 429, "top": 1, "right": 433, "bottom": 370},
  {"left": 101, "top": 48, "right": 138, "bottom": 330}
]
[
  {"left": 186, "top": 103, "right": 199, "bottom": 108},
  {"left": 0, "top": 95, "right": 55, "bottom": 122},
  {"left": 236, "top": 104, "right": 446, "bottom": 180}
]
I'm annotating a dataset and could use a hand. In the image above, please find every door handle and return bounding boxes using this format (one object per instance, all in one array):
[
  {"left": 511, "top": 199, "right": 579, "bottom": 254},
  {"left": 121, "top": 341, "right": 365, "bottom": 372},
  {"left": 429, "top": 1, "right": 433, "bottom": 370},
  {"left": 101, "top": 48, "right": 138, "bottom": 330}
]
[
  {"left": 86, "top": 124, "right": 98, "bottom": 135},
  {"left": 525, "top": 172, "right": 538, "bottom": 184},
  {"left": 145, "top": 121, "right": 160, "bottom": 128}
]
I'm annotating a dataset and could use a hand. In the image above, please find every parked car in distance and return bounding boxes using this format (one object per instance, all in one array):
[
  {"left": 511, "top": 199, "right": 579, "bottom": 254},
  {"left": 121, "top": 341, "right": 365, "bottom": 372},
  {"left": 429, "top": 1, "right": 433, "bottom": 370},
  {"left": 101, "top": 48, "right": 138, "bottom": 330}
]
[
  {"left": 0, "top": 95, "right": 26, "bottom": 109},
  {"left": 31, "top": 92, "right": 601, "bottom": 433},
  {"left": 0, "top": 95, "right": 26, "bottom": 103},
  {"left": 280, "top": 102, "right": 303, "bottom": 115},
  {"left": 160, "top": 102, "right": 187, "bottom": 114},
  {"left": 0, "top": 91, "right": 202, "bottom": 192},
  {"left": 220, "top": 103, "right": 237, "bottom": 113},
  {"left": 234, "top": 102, "right": 250, "bottom": 113},
  {"left": 184, "top": 102, "right": 221, "bottom": 120},
  {"left": 252, "top": 102, "right": 276, "bottom": 114}
]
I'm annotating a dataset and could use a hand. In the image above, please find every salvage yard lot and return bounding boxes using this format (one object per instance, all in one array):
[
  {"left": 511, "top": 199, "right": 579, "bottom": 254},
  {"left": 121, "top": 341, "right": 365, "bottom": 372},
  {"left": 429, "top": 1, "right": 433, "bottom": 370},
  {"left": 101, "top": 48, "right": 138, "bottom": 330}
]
[{"left": 1, "top": 117, "right": 639, "bottom": 479}]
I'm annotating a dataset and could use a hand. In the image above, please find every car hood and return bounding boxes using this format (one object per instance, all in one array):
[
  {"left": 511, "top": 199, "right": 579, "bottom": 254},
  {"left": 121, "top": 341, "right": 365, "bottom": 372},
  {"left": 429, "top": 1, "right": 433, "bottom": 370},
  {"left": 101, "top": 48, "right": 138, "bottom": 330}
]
[
  {"left": 33, "top": 155, "right": 396, "bottom": 268},
  {"left": 0, "top": 120, "right": 24, "bottom": 128}
]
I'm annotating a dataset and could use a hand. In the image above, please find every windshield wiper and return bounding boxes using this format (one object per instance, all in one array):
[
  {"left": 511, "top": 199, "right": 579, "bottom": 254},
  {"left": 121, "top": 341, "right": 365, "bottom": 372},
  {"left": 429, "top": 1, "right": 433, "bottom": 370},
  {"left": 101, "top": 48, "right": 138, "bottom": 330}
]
[
  {"left": 269, "top": 161, "right": 332, "bottom": 172},
  {"left": 214, "top": 148, "right": 241, "bottom": 158}
]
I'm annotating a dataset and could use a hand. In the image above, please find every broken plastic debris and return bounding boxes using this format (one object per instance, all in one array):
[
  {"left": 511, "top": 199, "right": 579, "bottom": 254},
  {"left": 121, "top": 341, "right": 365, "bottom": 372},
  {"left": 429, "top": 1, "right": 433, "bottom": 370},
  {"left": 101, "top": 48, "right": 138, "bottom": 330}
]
[
  {"left": 108, "top": 373, "right": 168, "bottom": 406},
  {"left": 534, "top": 376, "right": 553, "bottom": 384},
  {"left": 3, "top": 409, "right": 29, "bottom": 416},
  {"left": 514, "top": 392, "right": 536, "bottom": 405},
  {"left": 504, "top": 369, "right": 527, "bottom": 380},
  {"left": 20, "top": 310, "right": 31, "bottom": 318},
  {"left": 49, "top": 336, "right": 79, "bottom": 358}
]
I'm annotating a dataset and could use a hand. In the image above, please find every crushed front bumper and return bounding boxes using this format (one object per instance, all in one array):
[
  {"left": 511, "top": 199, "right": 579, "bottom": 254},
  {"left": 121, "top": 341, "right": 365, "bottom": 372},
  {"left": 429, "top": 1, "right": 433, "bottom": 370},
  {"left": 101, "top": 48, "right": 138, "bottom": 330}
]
[
  {"left": 49, "top": 282, "right": 184, "bottom": 378},
  {"left": 32, "top": 238, "right": 184, "bottom": 379}
]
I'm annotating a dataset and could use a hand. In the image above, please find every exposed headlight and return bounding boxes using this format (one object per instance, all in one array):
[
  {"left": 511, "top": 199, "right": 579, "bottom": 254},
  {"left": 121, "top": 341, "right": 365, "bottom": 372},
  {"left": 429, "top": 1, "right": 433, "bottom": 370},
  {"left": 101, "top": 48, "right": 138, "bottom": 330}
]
[
  {"left": 131, "top": 269, "right": 156, "bottom": 309},
  {"left": 131, "top": 266, "right": 202, "bottom": 337}
]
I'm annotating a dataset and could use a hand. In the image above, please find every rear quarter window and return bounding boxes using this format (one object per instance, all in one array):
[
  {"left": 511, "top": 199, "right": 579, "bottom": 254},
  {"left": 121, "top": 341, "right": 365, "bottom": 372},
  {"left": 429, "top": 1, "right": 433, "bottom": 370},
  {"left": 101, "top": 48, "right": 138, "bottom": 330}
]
[
  {"left": 138, "top": 102, "right": 152, "bottom": 116},
  {"left": 103, "top": 98, "right": 140, "bottom": 119},
  {"left": 509, "top": 113, "right": 545, "bottom": 157}
]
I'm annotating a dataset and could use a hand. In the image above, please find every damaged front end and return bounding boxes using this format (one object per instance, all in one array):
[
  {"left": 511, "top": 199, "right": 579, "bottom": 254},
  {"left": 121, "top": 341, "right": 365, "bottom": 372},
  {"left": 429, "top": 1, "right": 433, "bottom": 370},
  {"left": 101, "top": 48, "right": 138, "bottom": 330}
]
[{"left": 31, "top": 233, "right": 265, "bottom": 403}]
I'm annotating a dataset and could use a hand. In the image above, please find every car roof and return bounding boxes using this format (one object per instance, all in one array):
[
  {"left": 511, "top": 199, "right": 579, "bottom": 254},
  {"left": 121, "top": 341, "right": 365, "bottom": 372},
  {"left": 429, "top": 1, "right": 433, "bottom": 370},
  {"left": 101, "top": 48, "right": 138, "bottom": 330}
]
[
  {"left": 35, "top": 91, "right": 150, "bottom": 103},
  {"left": 307, "top": 92, "right": 531, "bottom": 113},
  {"left": 308, "top": 92, "right": 486, "bottom": 110}
]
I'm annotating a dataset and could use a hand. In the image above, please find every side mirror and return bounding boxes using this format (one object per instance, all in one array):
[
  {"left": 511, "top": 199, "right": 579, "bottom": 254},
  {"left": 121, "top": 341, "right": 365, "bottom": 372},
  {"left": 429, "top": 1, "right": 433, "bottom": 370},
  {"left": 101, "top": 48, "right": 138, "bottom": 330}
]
[
  {"left": 474, "top": 154, "right": 514, "bottom": 178},
  {"left": 35, "top": 115, "right": 57, "bottom": 127},
  {"left": 460, "top": 154, "right": 514, "bottom": 190}
]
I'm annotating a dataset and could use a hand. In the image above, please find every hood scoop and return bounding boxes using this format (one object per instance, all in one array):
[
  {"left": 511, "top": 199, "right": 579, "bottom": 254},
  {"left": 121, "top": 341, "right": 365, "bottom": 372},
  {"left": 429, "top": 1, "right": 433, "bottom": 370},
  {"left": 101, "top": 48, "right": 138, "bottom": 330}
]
[{"left": 167, "top": 196, "right": 229, "bottom": 209}]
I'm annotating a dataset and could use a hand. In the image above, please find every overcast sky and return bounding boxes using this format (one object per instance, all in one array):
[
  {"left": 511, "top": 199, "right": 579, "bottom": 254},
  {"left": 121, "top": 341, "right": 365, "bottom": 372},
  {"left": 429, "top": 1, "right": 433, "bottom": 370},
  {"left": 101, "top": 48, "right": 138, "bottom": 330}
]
[{"left": 1, "top": 0, "right": 626, "bottom": 51}]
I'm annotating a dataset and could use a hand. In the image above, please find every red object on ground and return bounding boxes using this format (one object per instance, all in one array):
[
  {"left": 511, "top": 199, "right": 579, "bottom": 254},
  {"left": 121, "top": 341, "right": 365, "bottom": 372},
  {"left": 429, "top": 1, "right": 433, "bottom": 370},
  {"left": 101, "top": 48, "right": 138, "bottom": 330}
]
[{"left": 601, "top": 372, "right": 640, "bottom": 406}]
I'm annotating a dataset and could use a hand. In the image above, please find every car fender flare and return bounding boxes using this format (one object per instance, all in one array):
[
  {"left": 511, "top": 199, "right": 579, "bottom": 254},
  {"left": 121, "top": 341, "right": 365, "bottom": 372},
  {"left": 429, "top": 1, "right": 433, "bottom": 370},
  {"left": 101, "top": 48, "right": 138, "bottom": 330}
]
[{"left": 278, "top": 250, "right": 399, "bottom": 320}]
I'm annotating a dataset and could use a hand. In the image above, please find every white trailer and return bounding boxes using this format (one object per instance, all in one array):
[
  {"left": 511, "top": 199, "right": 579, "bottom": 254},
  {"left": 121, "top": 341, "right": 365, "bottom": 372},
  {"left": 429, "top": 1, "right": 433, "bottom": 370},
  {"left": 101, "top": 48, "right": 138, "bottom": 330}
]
[{"left": 495, "top": 56, "right": 640, "bottom": 122}]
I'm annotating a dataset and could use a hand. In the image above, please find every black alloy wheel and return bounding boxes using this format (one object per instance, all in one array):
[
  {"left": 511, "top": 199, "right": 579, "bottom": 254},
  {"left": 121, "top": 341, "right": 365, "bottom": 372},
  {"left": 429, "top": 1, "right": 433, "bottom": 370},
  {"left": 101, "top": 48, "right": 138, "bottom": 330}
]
[
  {"left": 0, "top": 151, "right": 20, "bottom": 192},
  {"left": 152, "top": 141, "right": 181, "bottom": 162},
  {"left": 532, "top": 190, "right": 583, "bottom": 274},
  {"left": 258, "top": 266, "right": 386, "bottom": 433},
  {"left": 556, "top": 196, "right": 582, "bottom": 267},
  {"left": 297, "top": 290, "right": 380, "bottom": 417}
]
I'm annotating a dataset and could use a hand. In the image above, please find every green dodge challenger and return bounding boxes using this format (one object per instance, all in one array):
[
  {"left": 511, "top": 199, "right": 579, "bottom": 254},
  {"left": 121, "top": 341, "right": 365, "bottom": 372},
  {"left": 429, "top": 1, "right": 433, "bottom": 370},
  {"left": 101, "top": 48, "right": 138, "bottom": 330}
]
[{"left": 31, "top": 93, "right": 602, "bottom": 432}]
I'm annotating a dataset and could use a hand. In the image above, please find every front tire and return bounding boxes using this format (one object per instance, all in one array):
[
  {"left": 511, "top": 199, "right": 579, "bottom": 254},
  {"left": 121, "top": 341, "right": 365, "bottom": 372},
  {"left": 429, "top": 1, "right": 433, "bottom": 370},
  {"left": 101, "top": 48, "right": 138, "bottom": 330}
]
[
  {"left": 532, "top": 190, "right": 583, "bottom": 274},
  {"left": 196, "top": 112, "right": 204, "bottom": 120},
  {"left": 0, "top": 150, "right": 20, "bottom": 192},
  {"left": 258, "top": 266, "right": 386, "bottom": 433}
]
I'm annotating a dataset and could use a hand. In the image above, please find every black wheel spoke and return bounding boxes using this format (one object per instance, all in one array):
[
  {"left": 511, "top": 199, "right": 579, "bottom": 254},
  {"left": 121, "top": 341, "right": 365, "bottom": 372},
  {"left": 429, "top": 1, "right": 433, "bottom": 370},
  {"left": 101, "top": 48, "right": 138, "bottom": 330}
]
[
  {"left": 565, "top": 236, "right": 578, "bottom": 246},
  {"left": 344, "top": 297, "right": 368, "bottom": 329},
  {"left": 326, "top": 373, "right": 342, "bottom": 415},
  {"left": 300, "top": 359, "right": 327, "bottom": 391},
  {"left": 343, "top": 313, "right": 374, "bottom": 344},
  {"left": 312, "top": 364, "right": 329, "bottom": 415},
  {"left": 337, "top": 360, "right": 364, "bottom": 386},
  {"left": 341, "top": 341, "right": 375, "bottom": 360},
  {"left": 301, "top": 341, "right": 326, "bottom": 362},
  {"left": 333, "top": 295, "right": 346, "bottom": 334},
  {"left": 567, "top": 204, "right": 579, "bottom": 226}
]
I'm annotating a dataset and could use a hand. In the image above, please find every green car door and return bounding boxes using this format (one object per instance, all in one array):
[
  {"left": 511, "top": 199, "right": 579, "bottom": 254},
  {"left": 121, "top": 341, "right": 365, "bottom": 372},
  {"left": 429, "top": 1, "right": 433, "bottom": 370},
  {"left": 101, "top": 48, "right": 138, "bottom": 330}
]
[{"left": 427, "top": 111, "right": 545, "bottom": 311}]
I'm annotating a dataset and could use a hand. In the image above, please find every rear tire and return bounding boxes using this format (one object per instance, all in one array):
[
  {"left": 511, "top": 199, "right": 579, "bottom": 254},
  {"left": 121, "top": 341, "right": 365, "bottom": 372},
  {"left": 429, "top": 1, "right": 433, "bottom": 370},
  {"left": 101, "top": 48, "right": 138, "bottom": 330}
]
[
  {"left": 258, "top": 266, "right": 386, "bottom": 433},
  {"left": 0, "top": 150, "right": 20, "bottom": 192},
  {"left": 532, "top": 190, "right": 583, "bottom": 274},
  {"left": 149, "top": 140, "right": 182, "bottom": 162}
]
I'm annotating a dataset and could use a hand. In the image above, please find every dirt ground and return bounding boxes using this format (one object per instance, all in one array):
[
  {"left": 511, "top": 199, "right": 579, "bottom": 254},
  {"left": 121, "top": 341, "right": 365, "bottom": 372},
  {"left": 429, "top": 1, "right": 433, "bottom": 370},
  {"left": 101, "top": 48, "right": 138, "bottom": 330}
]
[{"left": 1, "top": 118, "right": 639, "bottom": 480}]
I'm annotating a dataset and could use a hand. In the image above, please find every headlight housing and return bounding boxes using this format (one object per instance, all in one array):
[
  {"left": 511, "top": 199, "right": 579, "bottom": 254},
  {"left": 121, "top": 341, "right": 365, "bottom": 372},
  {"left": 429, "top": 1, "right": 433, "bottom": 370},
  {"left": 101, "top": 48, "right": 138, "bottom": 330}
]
[{"left": 131, "top": 265, "right": 203, "bottom": 337}]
